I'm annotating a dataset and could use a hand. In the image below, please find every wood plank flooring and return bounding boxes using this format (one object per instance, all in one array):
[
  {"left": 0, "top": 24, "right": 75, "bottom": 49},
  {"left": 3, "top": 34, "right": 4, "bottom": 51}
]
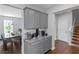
[
  {"left": 0, "top": 40, "right": 21, "bottom": 54},
  {"left": 47, "top": 40, "right": 79, "bottom": 54},
  {"left": 1, "top": 39, "right": 79, "bottom": 54}
]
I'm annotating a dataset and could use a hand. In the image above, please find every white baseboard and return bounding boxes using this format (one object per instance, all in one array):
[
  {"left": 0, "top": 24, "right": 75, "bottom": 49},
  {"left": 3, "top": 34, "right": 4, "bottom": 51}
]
[
  {"left": 51, "top": 46, "right": 55, "bottom": 50},
  {"left": 68, "top": 42, "right": 72, "bottom": 45}
]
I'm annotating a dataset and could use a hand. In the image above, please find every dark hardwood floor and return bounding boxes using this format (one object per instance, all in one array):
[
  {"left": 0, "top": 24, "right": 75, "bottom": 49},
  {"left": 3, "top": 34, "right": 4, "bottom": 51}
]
[
  {"left": 0, "top": 40, "right": 21, "bottom": 54},
  {"left": 1, "top": 39, "right": 79, "bottom": 54},
  {"left": 47, "top": 40, "right": 79, "bottom": 54}
]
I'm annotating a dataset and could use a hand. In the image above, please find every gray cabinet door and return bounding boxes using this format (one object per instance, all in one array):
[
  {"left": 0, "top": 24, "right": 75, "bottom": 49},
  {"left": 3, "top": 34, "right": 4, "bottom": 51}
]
[
  {"left": 39, "top": 13, "right": 48, "bottom": 28},
  {"left": 45, "top": 37, "right": 52, "bottom": 51},
  {"left": 24, "top": 9, "right": 35, "bottom": 29},
  {"left": 42, "top": 37, "right": 48, "bottom": 53},
  {"left": 42, "top": 36, "right": 52, "bottom": 53},
  {"left": 34, "top": 11, "right": 39, "bottom": 28},
  {"left": 44, "top": 14, "right": 48, "bottom": 28}
]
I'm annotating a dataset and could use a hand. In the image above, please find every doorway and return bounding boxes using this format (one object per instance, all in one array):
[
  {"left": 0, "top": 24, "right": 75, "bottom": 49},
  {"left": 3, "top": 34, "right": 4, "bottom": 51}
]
[{"left": 56, "top": 12, "right": 73, "bottom": 44}]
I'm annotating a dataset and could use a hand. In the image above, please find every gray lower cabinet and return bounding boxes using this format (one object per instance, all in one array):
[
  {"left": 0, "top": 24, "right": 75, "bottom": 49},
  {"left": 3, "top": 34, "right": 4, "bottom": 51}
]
[
  {"left": 24, "top": 36, "right": 52, "bottom": 54},
  {"left": 24, "top": 40, "right": 42, "bottom": 54},
  {"left": 42, "top": 36, "right": 52, "bottom": 53},
  {"left": 24, "top": 8, "right": 48, "bottom": 29}
]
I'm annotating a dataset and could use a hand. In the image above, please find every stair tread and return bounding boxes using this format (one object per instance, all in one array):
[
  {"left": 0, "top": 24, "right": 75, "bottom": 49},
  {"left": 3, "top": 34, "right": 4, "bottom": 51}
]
[
  {"left": 72, "top": 38, "right": 79, "bottom": 41},
  {"left": 73, "top": 37, "right": 79, "bottom": 39},
  {"left": 71, "top": 43, "right": 79, "bottom": 47},
  {"left": 73, "top": 35, "right": 79, "bottom": 36},
  {"left": 72, "top": 40, "right": 79, "bottom": 45}
]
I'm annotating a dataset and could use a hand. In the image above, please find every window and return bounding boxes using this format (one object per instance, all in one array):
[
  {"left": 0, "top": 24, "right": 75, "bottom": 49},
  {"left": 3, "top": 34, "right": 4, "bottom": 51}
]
[{"left": 4, "top": 20, "right": 13, "bottom": 38}]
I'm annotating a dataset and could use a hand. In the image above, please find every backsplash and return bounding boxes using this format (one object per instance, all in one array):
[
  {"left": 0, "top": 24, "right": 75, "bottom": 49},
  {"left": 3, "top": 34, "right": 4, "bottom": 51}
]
[{"left": 23, "top": 28, "right": 47, "bottom": 39}]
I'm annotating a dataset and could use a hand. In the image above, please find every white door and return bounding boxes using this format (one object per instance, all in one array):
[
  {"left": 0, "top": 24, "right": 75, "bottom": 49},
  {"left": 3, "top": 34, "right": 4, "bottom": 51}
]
[{"left": 56, "top": 12, "right": 72, "bottom": 43}]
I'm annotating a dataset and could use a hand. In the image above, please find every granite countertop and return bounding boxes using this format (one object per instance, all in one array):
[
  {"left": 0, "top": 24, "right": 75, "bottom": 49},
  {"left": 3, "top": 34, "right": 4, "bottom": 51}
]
[{"left": 24, "top": 35, "right": 51, "bottom": 43}]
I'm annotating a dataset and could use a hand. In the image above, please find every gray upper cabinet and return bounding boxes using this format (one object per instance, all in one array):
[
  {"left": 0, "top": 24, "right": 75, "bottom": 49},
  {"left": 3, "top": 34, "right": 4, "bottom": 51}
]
[
  {"left": 34, "top": 11, "right": 39, "bottom": 28},
  {"left": 24, "top": 8, "right": 48, "bottom": 29},
  {"left": 39, "top": 13, "right": 48, "bottom": 28},
  {"left": 24, "top": 9, "right": 35, "bottom": 29}
]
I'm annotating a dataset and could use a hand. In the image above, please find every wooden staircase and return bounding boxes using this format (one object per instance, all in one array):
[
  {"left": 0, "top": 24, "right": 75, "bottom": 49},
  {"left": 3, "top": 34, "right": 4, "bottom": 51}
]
[{"left": 72, "top": 26, "right": 79, "bottom": 46}]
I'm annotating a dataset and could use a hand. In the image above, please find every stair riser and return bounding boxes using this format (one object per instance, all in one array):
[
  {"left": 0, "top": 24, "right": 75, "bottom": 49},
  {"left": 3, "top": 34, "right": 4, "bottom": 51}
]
[
  {"left": 73, "top": 33, "right": 79, "bottom": 35},
  {"left": 73, "top": 36, "right": 79, "bottom": 39},
  {"left": 72, "top": 41, "right": 79, "bottom": 45},
  {"left": 74, "top": 28, "right": 79, "bottom": 29},
  {"left": 72, "top": 39, "right": 79, "bottom": 41},
  {"left": 73, "top": 35, "right": 79, "bottom": 36},
  {"left": 74, "top": 29, "right": 79, "bottom": 30},
  {"left": 74, "top": 31, "right": 79, "bottom": 33},
  {"left": 74, "top": 30, "right": 79, "bottom": 32}
]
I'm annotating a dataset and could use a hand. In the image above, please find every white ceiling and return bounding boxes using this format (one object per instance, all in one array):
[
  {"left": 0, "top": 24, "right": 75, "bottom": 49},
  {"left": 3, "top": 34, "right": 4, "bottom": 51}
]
[
  {"left": 7, "top": 4, "right": 58, "bottom": 13},
  {"left": 29, "top": 4, "right": 58, "bottom": 11}
]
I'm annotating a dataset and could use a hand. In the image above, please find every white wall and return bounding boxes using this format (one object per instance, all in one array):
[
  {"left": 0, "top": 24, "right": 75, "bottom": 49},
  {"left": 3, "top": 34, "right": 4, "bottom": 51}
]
[
  {"left": 0, "top": 16, "right": 4, "bottom": 37},
  {"left": 13, "top": 17, "right": 23, "bottom": 35},
  {"left": 56, "top": 12, "right": 72, "bottom": 43}
]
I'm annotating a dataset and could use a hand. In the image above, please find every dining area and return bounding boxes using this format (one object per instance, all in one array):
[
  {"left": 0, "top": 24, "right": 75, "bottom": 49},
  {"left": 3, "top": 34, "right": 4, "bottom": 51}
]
[
  {"left": 0, "top": 15, "right": 23, "bottom": 54},
  {"left": 0, "top": 35, "right": 21, "bottom": 54}
]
